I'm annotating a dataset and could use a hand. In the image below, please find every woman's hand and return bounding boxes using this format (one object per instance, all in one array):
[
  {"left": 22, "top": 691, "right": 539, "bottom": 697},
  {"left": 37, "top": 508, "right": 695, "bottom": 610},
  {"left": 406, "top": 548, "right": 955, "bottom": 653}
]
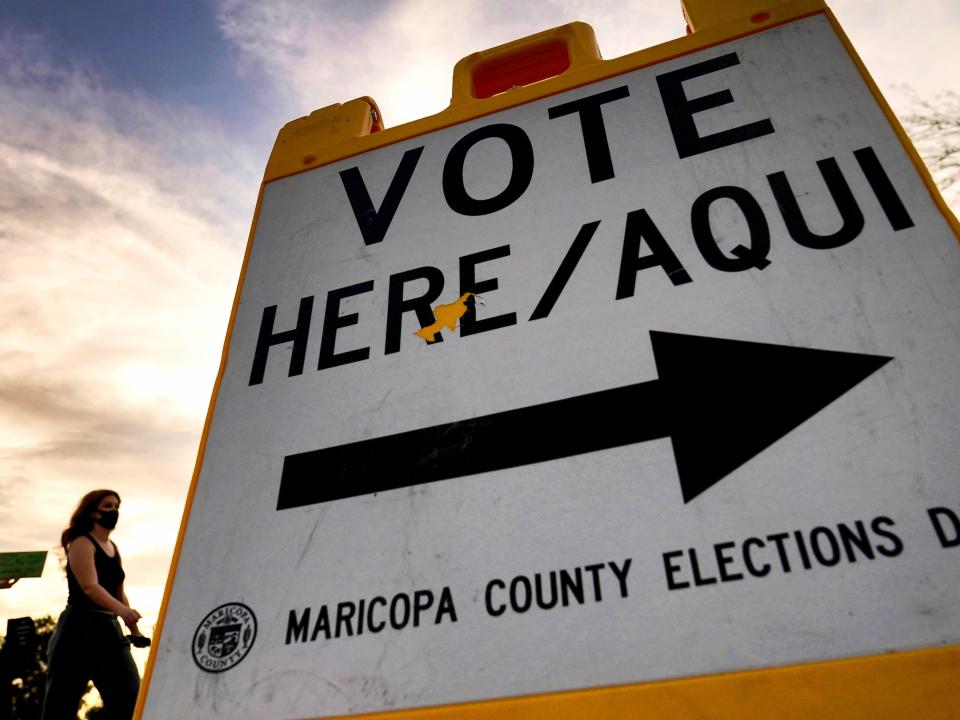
[{"left": 119, "top": 606, "right": 142, "bottom": 631}]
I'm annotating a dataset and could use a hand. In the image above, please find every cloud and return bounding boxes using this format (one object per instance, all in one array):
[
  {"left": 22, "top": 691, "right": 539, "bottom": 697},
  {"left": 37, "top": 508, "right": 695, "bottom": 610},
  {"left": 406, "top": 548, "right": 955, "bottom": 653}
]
[
  {"left": 0, "top": 30, "right": 254, "bottom": 627},
  {"left": 827, "top": 0, "right": 959, "bottom": 112},
  {"left": 215, "top": 0, "right": 683, "bottom": 127}
]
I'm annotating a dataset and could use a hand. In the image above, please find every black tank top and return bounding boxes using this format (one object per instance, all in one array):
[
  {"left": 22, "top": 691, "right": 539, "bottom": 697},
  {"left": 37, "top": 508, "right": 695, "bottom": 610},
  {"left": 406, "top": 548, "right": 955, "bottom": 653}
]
[{"left": 66, "top": 533, "right": 126, "bottom": 610}]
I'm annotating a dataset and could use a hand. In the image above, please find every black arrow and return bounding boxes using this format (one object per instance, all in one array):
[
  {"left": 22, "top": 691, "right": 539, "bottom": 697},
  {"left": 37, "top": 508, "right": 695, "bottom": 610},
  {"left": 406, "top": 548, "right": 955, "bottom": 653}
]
[{"left": 277, "top": 331, "right": 891, "bottom": 510}]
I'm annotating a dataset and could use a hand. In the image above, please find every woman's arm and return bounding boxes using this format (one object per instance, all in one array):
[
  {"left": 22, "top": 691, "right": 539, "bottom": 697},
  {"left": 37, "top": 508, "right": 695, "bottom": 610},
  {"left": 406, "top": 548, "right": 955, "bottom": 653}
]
[
  {"left": 68, "top": 537, "right": 142, "bottom": 629},
  {"left": 118, "top": 581, "right": 143, "bottom": 635}
]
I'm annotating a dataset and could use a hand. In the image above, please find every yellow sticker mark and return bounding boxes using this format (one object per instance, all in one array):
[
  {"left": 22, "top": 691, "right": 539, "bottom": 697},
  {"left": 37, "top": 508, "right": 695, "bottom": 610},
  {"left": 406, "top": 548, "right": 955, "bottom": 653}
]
[{"left": 414, "top": 292, "right": 475, "bottom": 342}]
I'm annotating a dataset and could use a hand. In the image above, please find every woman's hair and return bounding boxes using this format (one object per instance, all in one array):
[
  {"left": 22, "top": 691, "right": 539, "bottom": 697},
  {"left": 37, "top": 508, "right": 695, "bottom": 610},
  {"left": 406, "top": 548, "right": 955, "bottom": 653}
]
[{"left": 60, "top": 489, "right": 121, "bottom": 551}]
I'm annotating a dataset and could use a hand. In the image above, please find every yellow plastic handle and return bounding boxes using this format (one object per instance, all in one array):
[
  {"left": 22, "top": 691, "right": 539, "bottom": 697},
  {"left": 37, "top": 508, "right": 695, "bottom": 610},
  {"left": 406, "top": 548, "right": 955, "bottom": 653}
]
[
  {"left": 266, "top": 96, "right": 383, "bottom": 180},
  {"left": 682, "top": 0, "right": 789, "bottom": 32}
]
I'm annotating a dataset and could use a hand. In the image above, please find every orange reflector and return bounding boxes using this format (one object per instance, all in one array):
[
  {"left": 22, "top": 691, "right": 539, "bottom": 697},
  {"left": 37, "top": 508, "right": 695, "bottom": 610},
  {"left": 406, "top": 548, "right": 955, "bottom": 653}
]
[{"left": 472, "top": 40, "right": 571, "bottom": 99}]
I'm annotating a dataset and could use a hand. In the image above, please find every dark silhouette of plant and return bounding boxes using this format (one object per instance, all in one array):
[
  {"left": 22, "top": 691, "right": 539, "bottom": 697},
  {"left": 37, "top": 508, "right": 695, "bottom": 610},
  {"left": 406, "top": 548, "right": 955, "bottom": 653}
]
[
  {"left": 901, "top": 90, "right": 960, "bottom": 210},
  {"left": 0, "top": 615, "right": 54, "bottom": 720}
]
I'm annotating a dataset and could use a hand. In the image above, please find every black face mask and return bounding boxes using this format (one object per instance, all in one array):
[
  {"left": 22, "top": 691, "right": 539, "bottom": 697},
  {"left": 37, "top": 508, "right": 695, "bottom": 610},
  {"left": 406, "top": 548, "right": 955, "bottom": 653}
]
[{"left": 95, "top": 510, "right": 119, "bottom": 530}]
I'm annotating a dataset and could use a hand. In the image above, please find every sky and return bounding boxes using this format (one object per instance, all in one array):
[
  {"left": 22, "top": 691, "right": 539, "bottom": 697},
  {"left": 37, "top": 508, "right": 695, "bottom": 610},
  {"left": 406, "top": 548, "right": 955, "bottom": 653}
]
[{"left": 0, "top": 0, "right": 957, "bottom": 670}]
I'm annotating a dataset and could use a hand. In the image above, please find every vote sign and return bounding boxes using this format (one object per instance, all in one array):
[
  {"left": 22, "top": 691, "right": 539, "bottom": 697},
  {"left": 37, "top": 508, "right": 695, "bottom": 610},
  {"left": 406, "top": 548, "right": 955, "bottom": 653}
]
[{"left": 139, "top": 12, "right": 960, "bottom": 720}]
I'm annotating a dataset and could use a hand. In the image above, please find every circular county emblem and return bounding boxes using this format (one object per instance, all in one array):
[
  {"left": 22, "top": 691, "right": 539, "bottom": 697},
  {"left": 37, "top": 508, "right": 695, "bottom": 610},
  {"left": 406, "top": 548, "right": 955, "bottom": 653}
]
[{"left": 192, "top": 602, "right": 257, "bottom": 673}]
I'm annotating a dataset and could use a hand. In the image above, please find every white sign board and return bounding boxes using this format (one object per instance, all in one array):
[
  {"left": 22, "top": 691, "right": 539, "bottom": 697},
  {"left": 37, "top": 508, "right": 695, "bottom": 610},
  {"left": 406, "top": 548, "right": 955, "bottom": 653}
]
[{"left": 141, "top": 14, "right": 960, "bottom": 719}]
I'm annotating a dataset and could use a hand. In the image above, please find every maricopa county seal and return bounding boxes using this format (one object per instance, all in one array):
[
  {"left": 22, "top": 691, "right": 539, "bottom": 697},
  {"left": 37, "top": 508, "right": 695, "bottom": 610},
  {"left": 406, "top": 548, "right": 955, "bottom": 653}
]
[{"left": 192, "top": 602, "right": 257, "bottom": 673}]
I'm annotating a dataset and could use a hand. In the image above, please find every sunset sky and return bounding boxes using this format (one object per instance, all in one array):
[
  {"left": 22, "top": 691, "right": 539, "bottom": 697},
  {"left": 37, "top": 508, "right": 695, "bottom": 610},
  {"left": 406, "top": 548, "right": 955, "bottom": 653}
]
[{"left": 1, "top": 0, "right": 957, "bottom": 666}]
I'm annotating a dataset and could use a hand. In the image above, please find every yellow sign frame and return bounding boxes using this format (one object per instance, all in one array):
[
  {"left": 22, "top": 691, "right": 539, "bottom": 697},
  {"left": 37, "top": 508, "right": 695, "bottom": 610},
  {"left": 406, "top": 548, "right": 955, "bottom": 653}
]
[{"left": 135, "top": 0, "right": 960, "bottom": 716}]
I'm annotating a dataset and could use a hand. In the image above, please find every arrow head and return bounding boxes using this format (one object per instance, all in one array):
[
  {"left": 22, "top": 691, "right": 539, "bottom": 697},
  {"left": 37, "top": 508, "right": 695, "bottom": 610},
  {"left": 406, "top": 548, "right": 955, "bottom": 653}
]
[{"left": 650, "top": 331, "right": 892, "bottom": 503}]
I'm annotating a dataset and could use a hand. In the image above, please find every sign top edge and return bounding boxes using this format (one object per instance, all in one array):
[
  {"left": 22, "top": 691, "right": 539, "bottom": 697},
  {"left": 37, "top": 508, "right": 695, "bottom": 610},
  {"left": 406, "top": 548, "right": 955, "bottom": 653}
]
[{"left": 261, "top": 0, "right": 828, "bottom": 184}]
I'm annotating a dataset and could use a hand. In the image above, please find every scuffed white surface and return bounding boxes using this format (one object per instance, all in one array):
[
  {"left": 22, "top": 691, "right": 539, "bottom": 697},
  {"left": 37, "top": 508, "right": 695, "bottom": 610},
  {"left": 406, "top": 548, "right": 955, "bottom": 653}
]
[{"left": 142, "top": 16, "right": 960, "bottom": 719}]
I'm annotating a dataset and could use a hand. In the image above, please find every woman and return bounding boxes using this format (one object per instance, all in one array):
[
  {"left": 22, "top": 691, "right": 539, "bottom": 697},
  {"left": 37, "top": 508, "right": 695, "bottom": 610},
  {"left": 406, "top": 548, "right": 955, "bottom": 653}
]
[{"left": 42, "top": 490, "right": 143, "bottom": 720}]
